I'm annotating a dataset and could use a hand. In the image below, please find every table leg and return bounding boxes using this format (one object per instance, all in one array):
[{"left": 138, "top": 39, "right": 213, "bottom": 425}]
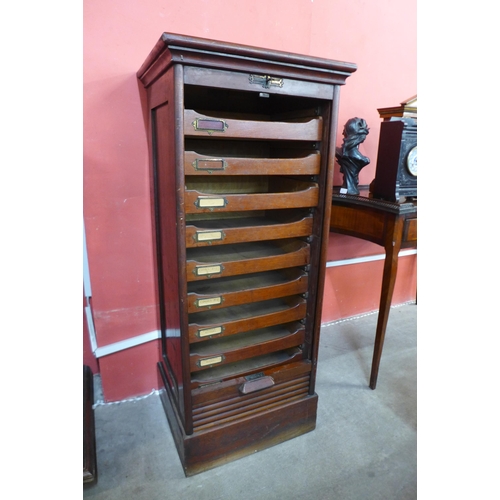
[{"left": 369, "top": 217, "right": 403, "bottom": 389}]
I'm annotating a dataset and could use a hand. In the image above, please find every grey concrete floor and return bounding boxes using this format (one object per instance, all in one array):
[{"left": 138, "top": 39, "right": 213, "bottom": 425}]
[{"left": 84, "top": 303, "right": 417, "bottom": 500}]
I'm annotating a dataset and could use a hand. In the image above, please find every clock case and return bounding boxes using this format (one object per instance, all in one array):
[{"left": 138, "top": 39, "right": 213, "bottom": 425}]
[{"left": 370, "top": 117, "right": 417, "bottom": 202}]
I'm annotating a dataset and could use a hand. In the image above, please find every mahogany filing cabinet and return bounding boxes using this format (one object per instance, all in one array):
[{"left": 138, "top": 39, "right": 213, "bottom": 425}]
[{"left": 137, "top": 33, "right": 356, "bottom": 476}]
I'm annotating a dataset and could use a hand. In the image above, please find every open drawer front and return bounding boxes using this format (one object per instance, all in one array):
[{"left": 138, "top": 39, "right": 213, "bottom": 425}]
[
  {"left": 186, "top": 239, "right": 310, "bottom": 281},
  {"left": 191, "top": 360, "right": 313, "bottom": 431},
  {"left": 184, "top": 109, "right": 323, "bottom": 141},
  {"left": 187, "top": 268, "right": 308, "bottom": 313},
  {"left": 185, "top": 176, "right": 319, "bottom": 213},
  {"left": 188, "top": 296, "right": 307, "bottom": 343},
  {"left": 190, "top": 346, "right": 304, "bottom": 388},
  {"left": 185, "top": 149, "right": 321, "bottom": 176},
  {"left": 190, "top": 322, "right": 305, "bottom": 373},
  {"left": 185, "top": 210, "right": 314, "bottom": 247}
]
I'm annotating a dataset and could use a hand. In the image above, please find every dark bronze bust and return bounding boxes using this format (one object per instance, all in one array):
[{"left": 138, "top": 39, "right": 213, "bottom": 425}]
[{"left": 335, "top": 117, "right": 370, "bottom": 195}]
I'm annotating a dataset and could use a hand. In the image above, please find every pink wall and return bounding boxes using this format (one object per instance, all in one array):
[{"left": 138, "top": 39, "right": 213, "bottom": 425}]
[{"left": 84, "top": 0, "right": 416, "bottom": 401}]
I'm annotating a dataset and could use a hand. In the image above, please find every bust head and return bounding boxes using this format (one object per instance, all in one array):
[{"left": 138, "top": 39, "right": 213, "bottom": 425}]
[{"left": 342, "top": 117, "right": 369, "bottom": 153}]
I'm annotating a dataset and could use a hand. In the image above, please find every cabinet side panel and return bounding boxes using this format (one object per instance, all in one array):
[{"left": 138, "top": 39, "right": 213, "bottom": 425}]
[
  {"left": 309, "top": 86, "right": 342, "bottom": 393},
  {"left": 152, "top": 90, "right": 185, "bottom": 421},
  {"left": 174, "top": 63, "right": 193, "bottom": 433}
]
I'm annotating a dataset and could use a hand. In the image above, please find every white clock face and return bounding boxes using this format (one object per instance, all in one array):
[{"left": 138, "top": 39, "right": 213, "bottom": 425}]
[{"left": 406, "top": 146, "right": 417, "bottom": 176}]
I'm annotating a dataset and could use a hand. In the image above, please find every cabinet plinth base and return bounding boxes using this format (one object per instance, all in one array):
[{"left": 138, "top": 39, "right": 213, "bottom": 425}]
[{"left": 158, "top": 362, "right": 318, "bottom": 476}]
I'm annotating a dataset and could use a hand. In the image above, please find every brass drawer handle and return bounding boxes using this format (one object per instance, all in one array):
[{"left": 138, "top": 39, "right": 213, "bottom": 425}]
[{"left": 249, "top": 74, "right": 284, "bottom": 89}]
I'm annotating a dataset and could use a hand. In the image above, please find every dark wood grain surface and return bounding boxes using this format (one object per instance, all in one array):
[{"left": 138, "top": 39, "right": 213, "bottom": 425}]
[{"left": 139, "top": 33, "right": 355, "bottom": 475}]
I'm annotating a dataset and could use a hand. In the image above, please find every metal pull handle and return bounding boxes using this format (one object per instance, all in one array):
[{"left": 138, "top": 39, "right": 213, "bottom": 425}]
[
  {"left": 249, "top": 74, "right": 284, "bottom": 89},
  {"left": 239, "top": 374, "right": 275, "bottom": 394}
]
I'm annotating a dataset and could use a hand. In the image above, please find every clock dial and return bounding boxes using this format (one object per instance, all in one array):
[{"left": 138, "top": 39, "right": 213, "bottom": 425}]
[{"left": 406, "top": 146, "right": 417, "bottom": 176}]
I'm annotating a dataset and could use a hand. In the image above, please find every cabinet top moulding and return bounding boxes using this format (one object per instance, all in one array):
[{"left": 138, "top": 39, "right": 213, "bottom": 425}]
[{"left": 137, "top": 32, "right": 357, "bottom": 88}]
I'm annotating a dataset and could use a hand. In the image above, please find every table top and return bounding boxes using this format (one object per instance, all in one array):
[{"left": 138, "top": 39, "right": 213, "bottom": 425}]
[{"left": 332, "top": 187, "right": 417, "bottom": 215}]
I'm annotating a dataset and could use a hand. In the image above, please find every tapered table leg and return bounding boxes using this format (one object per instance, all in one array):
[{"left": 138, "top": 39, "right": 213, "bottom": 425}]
[{"left": 369, "top": 218, "right": 404, "bottom": 389}]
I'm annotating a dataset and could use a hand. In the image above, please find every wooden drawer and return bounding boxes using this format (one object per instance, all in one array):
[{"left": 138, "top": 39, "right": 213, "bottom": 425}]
[
  {"left": 403, "top": 217, "right": 417, "bottom": 243},
  {"left": 188, "top": 296, "right": 307, "bottom": 343},
  {"left": 184, "top": 66, "right": 334, "bottom": 100},
  {"left": 186, "top": 239, "right": 310, "bottom": 281},
  {"left": 185, "top": 177, "right": 319, "bottom": 213},
  {"left": 191, "top": 359, "right": 312, "bottom": 407},
  {"left": 185, "top": 212, "right": 314, "bottom": 248},
  {"left": 190, "top": 347, "right": 304, "bottom": 389},
  {"left": 185, "top": 150, "right": 321, "bottom": 176},
  {"left": 191, "top": 360, "right": 312, "bottom": 430},
  {"left": 329, "top": 204, "right": 386, "bottom": 243},
  {"left": 187, "top": 268, "right": 308, "bottom": 313},
  {"left": 190, "top": 322, "right": 305, "bottom": 373},
  {"left": 184, "top": 109, "right": 323, "bottom": 141}
]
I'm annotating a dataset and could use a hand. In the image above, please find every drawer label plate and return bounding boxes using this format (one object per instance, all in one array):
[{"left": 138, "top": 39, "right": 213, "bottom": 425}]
[
  {"left": 196, "top": 296, "right": 223, "bottom": 308},
  {"left": 197, "top": 326, "right": 223, "bottom": 338},
  {"left": 192, "top": 118, "right": 228, "bottom": 134},
  {"left": 194, "top": 264, "right": 223, "bottom": 276},
  {"left": 195, "top": 230, "right": 224, "bottom": 242},
  {"left": 196, "top": 197, "right": 227, "bottom": 209},
  {"left": 198, "top": 355, "right": 224, "bottom": 367},
  {"left": 192, "top": 158, "right": 227, "bottom": 172}
]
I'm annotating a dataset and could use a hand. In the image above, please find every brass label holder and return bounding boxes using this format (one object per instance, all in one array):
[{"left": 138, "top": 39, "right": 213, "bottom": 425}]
[
  {"left": 194, "top": 230, "right": 225, "bottom": 244},
  {"left": 195, "top": 296, "right": 223, "bottom": 308},
  {"left": 194, "top": 264, "right": 224, "bottom": 278},
  {"left": 192, "top": 118, "right": 228, "bottom": 135},
  {"left": 197, "top": 355, "right": 225, "bottom": 368},
  {"left": 195, "top": 196, "right": 228, "bottom": 210},
  {"left": 196, "top": 325, "right": 224, "bottom": 339},
  {"left": 192, "top": 158, "right": 227, "bottom": 173}
]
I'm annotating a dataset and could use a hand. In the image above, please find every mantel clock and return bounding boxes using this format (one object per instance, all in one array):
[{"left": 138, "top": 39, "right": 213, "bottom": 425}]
[{"left": 370, "top": 96, "right": 417, "bottom": 202}]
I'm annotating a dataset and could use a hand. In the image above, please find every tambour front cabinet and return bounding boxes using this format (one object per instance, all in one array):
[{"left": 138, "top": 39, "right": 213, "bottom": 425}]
[{"left": 137, "top": 33, "right": 356, "bottom": 475}]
